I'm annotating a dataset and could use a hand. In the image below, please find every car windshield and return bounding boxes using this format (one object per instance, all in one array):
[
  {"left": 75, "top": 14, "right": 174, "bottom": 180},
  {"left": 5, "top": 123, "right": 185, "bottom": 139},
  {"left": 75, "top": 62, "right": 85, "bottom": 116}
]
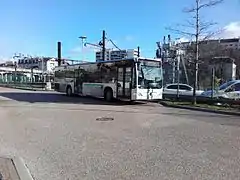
[
  {"left": 219, "top": 81, "right": 235, "bottom": 90},
  {"left": 138, "top": 60, "right": 163, "bottom": 89}
]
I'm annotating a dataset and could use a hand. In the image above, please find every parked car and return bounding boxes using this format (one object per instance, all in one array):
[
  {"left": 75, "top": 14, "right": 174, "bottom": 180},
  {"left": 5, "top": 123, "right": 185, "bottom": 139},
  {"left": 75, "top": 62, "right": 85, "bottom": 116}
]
[
  {"left": 201, "top": 80, "right": 240, "bottom": 100},
  {"left": 163, "top": 83, "right": 204, "bottom": 100}
]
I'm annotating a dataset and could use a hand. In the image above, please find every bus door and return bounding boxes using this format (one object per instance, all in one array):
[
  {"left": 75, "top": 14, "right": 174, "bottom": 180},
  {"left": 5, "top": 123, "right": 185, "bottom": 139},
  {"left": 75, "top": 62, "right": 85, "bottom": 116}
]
[
  {"left": 74, "top": 68, "right": 80, "bottom": 94},
  {"left": 117, "top": 67, "right": 132, "bottom": 98},
  {"left": 74, "top": 68, "right": 84, "bottom": 94}
]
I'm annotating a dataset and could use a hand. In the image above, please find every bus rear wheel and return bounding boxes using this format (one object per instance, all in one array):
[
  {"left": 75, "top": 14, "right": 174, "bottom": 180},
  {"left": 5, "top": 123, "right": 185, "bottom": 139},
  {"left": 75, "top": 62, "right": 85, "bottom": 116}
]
[
  {"left": 104, "top": 88, "right": 113, "bottom": 102},
  {"left": 66, "top": 86, "right": 72, "bottom": 96}
]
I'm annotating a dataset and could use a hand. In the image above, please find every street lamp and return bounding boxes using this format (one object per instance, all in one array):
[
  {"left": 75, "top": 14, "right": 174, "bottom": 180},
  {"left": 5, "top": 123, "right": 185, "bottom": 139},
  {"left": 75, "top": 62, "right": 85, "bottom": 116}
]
[{"left": 78, "top": 36, "right": 87, "bottom": 61}]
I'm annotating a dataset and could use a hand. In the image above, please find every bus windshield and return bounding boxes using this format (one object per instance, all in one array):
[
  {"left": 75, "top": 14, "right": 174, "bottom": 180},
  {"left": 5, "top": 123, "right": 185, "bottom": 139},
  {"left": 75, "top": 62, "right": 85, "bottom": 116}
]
[{"left": 138, "top": 60, "right": 162, "bottom": 89}]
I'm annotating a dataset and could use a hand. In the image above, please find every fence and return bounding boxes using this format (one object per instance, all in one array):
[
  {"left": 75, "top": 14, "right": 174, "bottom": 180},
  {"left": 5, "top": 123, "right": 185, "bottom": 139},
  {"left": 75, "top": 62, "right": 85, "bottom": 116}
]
[
  {"left": 0, "top": 72, "right": 54, "bottom": 90},
  {"left": 0, "top": 82, "right": 55, "bottom": 90}
]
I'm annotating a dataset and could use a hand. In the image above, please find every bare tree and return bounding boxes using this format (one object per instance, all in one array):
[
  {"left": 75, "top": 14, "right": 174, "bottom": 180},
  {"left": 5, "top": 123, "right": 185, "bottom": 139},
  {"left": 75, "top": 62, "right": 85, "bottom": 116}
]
[{"left": 167, "top": 0, "right": 223, "bottom": 105}]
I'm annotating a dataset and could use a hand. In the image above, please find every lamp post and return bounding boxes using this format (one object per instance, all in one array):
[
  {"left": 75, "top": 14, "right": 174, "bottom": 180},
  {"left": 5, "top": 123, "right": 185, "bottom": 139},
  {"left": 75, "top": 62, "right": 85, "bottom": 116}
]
[{"left": 78, "top": 36, "right": 87, "bottom": 61}]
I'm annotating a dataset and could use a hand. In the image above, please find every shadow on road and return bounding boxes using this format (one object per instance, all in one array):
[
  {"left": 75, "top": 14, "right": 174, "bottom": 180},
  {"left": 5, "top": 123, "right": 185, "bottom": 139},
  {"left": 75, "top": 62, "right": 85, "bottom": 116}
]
[{"left": 0, "top": 91, "right": 147, "bottom": 106}]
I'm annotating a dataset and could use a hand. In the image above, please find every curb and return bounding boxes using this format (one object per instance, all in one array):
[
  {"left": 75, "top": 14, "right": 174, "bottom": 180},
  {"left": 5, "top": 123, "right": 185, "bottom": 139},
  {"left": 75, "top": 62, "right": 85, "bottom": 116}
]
[
  {"left": 13, "top": 157, "right": 34, "bottom": 180},
  {"left": 0, "top": 155, "right": 34, "bottom": 180},
  {"left": 160, "top": 101, "right": 240, "bottom": 116},
  {"left": 12, "top": 87, "right": 37, "bottom": 91},
  {"left": 0, "top": 85, "right": 45, "bottom": 91},
  {"left": 0, "top": 85, "right": 37, "bottom": 91}
]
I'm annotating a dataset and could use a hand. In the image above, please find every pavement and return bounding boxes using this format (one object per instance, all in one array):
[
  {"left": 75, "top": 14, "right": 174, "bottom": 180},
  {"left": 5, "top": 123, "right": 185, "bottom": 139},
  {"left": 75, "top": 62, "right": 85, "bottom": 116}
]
[{"left": 0, "top": 87, "right": 240, "bottom": 180}]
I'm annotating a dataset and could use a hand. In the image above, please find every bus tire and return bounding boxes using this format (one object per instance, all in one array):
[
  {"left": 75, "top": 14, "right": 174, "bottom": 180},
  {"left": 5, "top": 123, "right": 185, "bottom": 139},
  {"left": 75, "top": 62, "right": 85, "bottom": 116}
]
[
  {"left": 66, "top": 86, "right": 72, "bottom": 96},
  {"left": 104, "top": 88, "right": 113, "bottom": 102}
]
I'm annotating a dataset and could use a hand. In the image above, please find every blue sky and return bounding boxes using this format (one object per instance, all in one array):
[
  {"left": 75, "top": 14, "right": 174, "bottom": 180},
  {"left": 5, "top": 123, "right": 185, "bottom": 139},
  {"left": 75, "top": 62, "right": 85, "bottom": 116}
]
[{"left": 0, "top": 0, "right": 239, "bottom": 61}]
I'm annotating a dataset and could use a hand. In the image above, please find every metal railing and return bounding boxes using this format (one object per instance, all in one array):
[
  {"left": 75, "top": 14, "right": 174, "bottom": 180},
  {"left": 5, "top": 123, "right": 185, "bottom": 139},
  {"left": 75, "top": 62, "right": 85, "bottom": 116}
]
[{"left": 0, "top": 81, "right": 55, "bottom": 91}]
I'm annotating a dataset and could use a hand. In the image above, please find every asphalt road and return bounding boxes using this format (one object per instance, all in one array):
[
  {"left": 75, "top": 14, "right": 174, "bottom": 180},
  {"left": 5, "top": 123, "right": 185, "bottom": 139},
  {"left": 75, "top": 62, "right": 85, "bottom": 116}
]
[{"left": 0, "top": 87, "right": 240, "bottom": 180}]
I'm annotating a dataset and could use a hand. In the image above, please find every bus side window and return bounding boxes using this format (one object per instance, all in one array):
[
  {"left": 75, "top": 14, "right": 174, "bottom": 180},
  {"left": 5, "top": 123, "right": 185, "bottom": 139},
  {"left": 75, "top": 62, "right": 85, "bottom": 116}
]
[
  {"left": 65, "top": 69, "right": 74, "bottom": 78},
  {"left": 55, "top": 70, "right": 65, "bottom": 78},
  {"left": 85, "top": 64, "right": 101, "bottom": 83},
  {"left": 101, "top": 64, "right": 117, "bottom": 83},
  {"left": 132, "top": 66, "right": 137, "bottom": 89}
]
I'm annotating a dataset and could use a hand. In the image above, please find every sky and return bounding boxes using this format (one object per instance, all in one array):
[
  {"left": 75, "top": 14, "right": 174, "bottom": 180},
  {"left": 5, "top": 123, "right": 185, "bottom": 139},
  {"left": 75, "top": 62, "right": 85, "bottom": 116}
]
[{"left": 0, "top": 0, "right": 239, "bottom": 62}]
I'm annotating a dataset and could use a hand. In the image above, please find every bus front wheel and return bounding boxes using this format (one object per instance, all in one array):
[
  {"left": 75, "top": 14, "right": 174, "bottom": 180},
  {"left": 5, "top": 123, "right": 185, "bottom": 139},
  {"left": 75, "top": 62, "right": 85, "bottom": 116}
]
[
  {"left": 66, "top": 86, "right": 72, "bottom": 96},
  {"left": 104, "top": 88, "right": 113, "bottom": 102}
]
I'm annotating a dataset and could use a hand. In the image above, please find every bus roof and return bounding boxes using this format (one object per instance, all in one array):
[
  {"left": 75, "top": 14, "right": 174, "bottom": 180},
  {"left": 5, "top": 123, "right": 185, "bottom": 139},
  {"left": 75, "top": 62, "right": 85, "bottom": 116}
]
[{"left": 55, "top": 57, "right": 161, "bottom": 70}]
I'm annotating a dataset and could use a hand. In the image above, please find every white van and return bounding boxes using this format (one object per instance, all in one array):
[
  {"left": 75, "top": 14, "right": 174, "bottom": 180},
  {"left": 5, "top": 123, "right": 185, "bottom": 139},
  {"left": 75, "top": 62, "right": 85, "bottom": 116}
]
[{"left": 202, "top": 80, "right": 240, "bottom": 100}]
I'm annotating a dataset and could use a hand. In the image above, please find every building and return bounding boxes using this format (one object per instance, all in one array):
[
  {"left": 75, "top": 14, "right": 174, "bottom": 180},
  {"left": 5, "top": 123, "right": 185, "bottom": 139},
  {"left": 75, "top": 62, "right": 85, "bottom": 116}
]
[
  {"left": 179, "top": 38, "right": 240, "bottom": 51},
  {"left": 96, "top": 49, "right": 139, "bottom": 61},
  {"left": 157, "top": 36, "right": 240, "bottom": 87},
  {"left": 210, "top": 57, "right": 237, "bottom": 82},
  {"left": 218, "top": 38, "right": 240, "bottom": 50},
  {"left": 16, "top": 57, "right": 58, "bottom": 73},
  {"left": 1, "top": 54, "right": 87, "bottom": 73},
  {"left": 0, "top": 66, "right": 43, "bottom": 83}
]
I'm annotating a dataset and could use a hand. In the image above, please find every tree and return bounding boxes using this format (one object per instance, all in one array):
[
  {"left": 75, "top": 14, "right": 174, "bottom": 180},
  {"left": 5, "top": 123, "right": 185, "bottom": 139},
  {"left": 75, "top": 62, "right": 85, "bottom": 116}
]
[{"left": 167, "top": 0, "right": 224, "bottom": 105}]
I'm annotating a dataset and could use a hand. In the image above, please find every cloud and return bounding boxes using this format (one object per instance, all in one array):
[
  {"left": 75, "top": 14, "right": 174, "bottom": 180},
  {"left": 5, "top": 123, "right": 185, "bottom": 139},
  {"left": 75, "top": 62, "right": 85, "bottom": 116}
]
[
  {"left": 124, "top": 35, "right": 134, "bottom": 42},
  {"left": 70, "top": 46, "right": 96, "bottom": 54},
  {"left": 220, "top": 21, "right": 240, "bottom": 38},
  {"left": 178, "top": 37, "right": 189, "bottom": 43},
  {"left": 0, "top": 56, "right": 8, "bottom": 63}
]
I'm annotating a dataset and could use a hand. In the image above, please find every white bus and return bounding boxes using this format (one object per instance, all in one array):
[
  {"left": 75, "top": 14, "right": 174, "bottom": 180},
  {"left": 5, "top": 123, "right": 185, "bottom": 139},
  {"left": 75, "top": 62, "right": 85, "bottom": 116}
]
[{"left": 54, "top": 57, "right": 163, "bottom": 101}]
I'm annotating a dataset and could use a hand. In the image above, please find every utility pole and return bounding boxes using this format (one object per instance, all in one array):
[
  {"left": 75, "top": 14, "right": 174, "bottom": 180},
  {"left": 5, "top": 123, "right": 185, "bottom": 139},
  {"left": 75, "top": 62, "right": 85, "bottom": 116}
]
[
  {"left": 14, "top": 61, "right": 17, "bottom": 86},
  {"left": 211, "top": 67, "right": 215, "bottom": 99},
  {"left": 102, "top": 30, "right": 106, "bottom": 61},
  {"left": 193, "top": 0, "right": 200, "bottom": 105},
  {"left": 41, "top": 57, "right": 44, "bottom": 82},
  {"left": 57, "top": 42, "right": 61, "bottom": 66},
  {"left": 176, "top": 50, "right": 180, "bottom": 100},
  {"left": 137, "top": 46, "right": 140, "bottom": 57},
  {"left": 181, "top": 54, "right": 189, "bottom": 85}
]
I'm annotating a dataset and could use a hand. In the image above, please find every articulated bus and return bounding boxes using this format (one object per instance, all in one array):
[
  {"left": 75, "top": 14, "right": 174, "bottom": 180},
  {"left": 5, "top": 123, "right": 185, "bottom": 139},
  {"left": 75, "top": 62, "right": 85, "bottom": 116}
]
[{"left": 54, "top": 57, "right": 163, "bottom": 101}]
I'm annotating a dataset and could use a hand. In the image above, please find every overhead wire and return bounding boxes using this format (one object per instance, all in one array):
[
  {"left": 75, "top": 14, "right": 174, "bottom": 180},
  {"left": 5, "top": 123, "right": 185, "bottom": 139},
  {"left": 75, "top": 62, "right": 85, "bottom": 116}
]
[{"left": 106, "top": 38, "right": 122, "bottom": 51}]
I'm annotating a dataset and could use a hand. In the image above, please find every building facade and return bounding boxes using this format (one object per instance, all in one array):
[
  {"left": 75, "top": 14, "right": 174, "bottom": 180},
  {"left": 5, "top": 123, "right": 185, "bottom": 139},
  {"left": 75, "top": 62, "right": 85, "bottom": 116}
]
[
  {"left": 219, "top": 38, "right": 240, "bottom": 50},
  {"left": 179, "top": 38, "right": 240, "bottom": 51},
  {"left": 16, "top": 57, "right": 58, "bottom": 73},
  {"left": 96, "top": 49, "right": 139, "bottom": 61},
  {"left": 210, "top": 57, "right": 237, "bottom": 82},
  {"left": 158, "top": 37, "right": 240, "bottom": 87}
]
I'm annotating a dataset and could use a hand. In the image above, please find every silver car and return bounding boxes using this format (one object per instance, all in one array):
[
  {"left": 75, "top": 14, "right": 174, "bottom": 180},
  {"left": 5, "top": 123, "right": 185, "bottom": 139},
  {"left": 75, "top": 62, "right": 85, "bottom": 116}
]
[{"left": 163, "top": 83, "right": 204, "bottom": 100}]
